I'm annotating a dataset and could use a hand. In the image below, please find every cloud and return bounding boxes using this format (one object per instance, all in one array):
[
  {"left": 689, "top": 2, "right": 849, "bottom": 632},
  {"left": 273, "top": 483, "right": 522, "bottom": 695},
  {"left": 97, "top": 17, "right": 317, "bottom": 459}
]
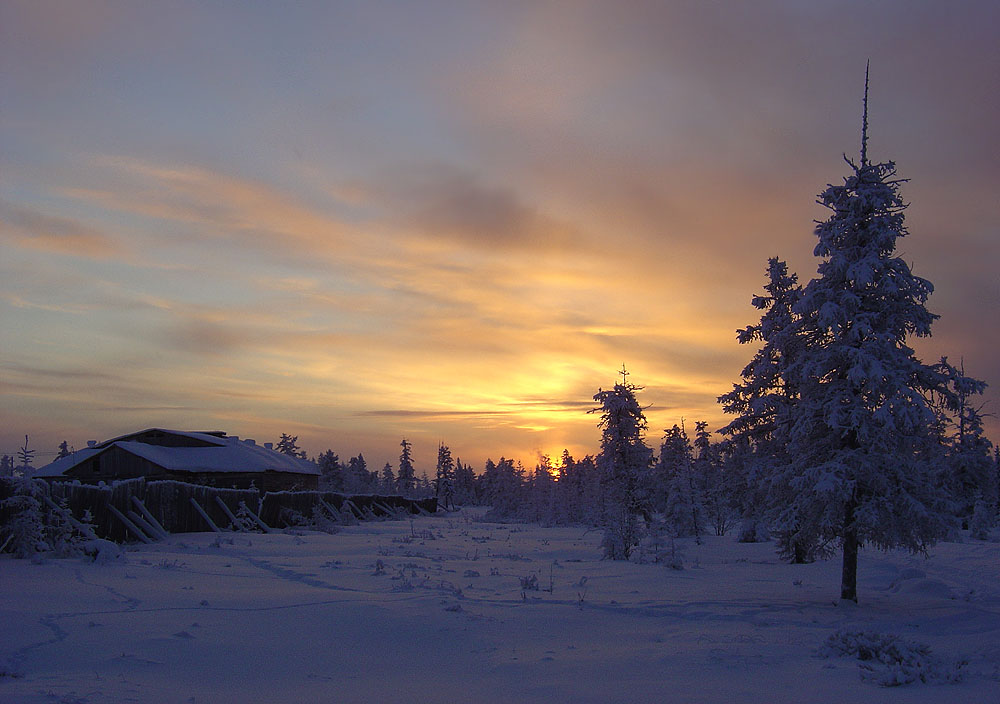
[
  {"left": 358, "top": 409, "right": 511, "bottom": 419},
  {"left": 0, "top": 202, "right": 119, "bottom": 258},
  {"left": 365, "top": 162, "right": 581, "bottom": 252},
  {"left": 0, "top": 362, "right": 118, "bottom": 384},
  {"left": 63, "top": 156, "right": 364, "bottom": 267}
]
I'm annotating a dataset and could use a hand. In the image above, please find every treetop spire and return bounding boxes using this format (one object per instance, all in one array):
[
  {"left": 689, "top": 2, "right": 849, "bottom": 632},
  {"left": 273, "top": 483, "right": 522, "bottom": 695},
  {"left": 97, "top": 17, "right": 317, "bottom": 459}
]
[{"left": 861, "top": 60, "right": 870, "bottom": 167}]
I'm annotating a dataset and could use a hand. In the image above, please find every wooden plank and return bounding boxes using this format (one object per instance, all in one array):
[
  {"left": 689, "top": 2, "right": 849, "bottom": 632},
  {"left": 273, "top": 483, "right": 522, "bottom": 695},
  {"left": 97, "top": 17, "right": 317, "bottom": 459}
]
[
  {"left": 214, "top": 495, "right": 240, "bottom": 530},
  {"left": 373, "top": 500, "right": 402, "bottom": 519},
  {"left": 240, "top": 501, "right": 272, "bottom": 533},
  {"left": 189, "top": 497, "right": 222, "bottom": 533},
  {"left": 318, "top": 498, "right": 343, "bottom": 522},
  {"left": 131, "top": 496, "right": 169, "bottom": 540},
  {"left": 107, "top": 504, "right": 153, "bottom": 544},
  {"left": 342, "top": 499, "right": 365, "bottom": 521},
  {"left": 127, "top": 509, "right": 162, "bottom": 542}
]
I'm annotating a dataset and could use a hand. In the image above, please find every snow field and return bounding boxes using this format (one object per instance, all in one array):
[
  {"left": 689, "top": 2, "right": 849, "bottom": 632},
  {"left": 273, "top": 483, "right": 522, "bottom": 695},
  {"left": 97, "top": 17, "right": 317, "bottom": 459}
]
[{"left": 2, "top": 510, "right": 999, "bottom": 703}]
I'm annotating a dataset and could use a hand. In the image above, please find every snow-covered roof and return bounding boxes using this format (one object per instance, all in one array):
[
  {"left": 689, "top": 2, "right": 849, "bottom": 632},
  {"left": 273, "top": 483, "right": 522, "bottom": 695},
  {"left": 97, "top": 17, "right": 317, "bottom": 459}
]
[
  {"left": 34, "top": 447, "right": 101, "bottom": 477},
  {"left": 34, "top": 429, "right": 319, "bottom": 477},
  {"left": 94, "top": 428, "right": 229, "bottom": 449}
]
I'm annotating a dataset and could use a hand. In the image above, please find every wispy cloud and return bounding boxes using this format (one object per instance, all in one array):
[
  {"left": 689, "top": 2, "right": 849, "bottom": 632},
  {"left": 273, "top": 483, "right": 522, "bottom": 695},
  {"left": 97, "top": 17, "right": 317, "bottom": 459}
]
[{"left": 0, "top": 202, "right": 120, "bottom": 258}]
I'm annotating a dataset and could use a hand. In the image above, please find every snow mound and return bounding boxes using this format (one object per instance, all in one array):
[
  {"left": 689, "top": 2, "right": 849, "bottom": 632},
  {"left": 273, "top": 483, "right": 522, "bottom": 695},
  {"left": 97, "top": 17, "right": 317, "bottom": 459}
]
[
  {"left": 82, "top": 538, "right": 124, "bottom": 564},
  {"left": 889, "top": 572, "right": 954, "bottom": 599}
]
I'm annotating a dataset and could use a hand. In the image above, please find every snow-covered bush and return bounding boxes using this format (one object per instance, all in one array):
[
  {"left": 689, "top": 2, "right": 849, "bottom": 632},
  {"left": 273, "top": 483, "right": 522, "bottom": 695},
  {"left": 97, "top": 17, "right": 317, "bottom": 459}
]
[
  {"left": 637, "top": 519, "right": 683, "bottom": 568},
  {"left": 774, "top": 529, "right": 834, "bottom": 564},
  {"left": 234, "top": 501, "right": 260, "bottom": 532},
  {"left": 47, "top": 499, "right": 93, "bottom": 557},
  {"left": 600, "top": 507, "right": 644, "bottom": 561},
  {"left": 81, "top": 538, "right": 124, "bottom": 564},
  {"left": 820, "top": 630, "right": 966, "bottom": 686},
  {"left": 968, "top": 497, "right": 995, "bottom": 541},
  {"left": 737, "top": 517, "right": 770, "bottom": 543},
  {"left": 1, "top": 477, "right": 48, "bottom": 558}
]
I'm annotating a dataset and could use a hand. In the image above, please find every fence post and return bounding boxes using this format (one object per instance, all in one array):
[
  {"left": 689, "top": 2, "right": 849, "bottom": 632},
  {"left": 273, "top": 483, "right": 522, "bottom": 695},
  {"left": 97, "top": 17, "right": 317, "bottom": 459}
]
[
  {"left": 107, "top": 504, "right": 154, "bottom": 544},
  {"left": 131, "top": 496, "right": 169, "bottom": 540},
  {"left": 189, "top": 497, "right": 222, "bottom": 533}
]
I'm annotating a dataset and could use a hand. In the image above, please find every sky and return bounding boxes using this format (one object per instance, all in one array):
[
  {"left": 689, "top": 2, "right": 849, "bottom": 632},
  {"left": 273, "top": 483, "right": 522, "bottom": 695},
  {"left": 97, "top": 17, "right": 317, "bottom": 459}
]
[{"left": 2, "top": 1, "right": 998, "bottom": 472}]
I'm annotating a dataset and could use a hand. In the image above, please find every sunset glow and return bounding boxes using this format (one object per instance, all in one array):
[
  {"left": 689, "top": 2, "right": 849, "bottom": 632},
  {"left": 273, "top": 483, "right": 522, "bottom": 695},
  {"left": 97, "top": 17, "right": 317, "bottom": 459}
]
[{"left": 1, "top": 1, "right": 997, "bottom": 472}]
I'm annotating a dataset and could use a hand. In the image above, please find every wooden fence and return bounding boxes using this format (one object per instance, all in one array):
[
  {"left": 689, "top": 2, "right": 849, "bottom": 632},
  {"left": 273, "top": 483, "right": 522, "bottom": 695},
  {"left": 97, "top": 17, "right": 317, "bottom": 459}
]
[{"left": 1, "top": 477, "right": 437, "bottom": 543}]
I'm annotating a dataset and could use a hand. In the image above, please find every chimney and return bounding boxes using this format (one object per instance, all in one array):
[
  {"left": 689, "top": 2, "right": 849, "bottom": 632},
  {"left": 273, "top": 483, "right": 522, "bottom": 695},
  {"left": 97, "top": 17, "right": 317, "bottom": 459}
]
[
  {"left": 264, "top": 442, "right": 273, "bottom": 450},
  {"left": 87, "top": 440, "right": 97, "bottom": 448}
]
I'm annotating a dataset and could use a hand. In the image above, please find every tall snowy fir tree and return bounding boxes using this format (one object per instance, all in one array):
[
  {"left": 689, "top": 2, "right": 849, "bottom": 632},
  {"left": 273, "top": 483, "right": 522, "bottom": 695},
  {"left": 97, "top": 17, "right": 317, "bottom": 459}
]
[
  {"left": 275, "top": 433, "right": 303, "bottom": 458},
  {"left": 396, "top": 438, "right": 415, "bottom": 496},
  {"left": 773, "top": 68, "right": 981, "bottom": 601},
  {"left": 936, "top": 358, "right": 993, "bottom": 522},
  {"left": 316, "top": 450, "right": 343, "bottom": 491},
  {"left": 657, "top": 423, "right": 704, "bottom": 542},
  {"left": 435, "top": 443, "right": 455, "bottom": 509},
  {"left": 718, "top": 258, "right": 804, "bottom": 547},
  {"left": 380, "top": 462, "right": 395, "bottom": 494},
  {"left": 718, "top": 258, "right": 802, "bottom": 446},
  {"left": 591, "top": 366, "right": 653, "bottom": 559}
]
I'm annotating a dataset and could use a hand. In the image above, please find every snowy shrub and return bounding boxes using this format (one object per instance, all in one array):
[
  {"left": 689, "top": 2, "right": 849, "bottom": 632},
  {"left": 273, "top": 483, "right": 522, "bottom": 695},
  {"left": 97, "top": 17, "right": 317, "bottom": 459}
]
[
  {"left": 234, "top": 501, "right": 260, "bottom": 532},
  {"left": 46, "top": 499, "right": 90, "bottom": 557},
  {"left": 820, "top": 630, "right": 967, "bottom": 686},
  {"left": 737, "top": 517, "right": 769, "bottom": 543},
  {"left": 774, "top": 529, "right": 834, "bottom": 564},
  {"left": 82, "top": 538, "right": 123, "bottom": 564},
  {"left": 1, "top": 477, "right": 48, "bottom": 558},
  {"left": 309, "top": 505, "right": 341, "bottom": 534},
  {"left": 600, "top": 508, "right": 644, "bottom": 561},
  {"left": 637, "top": 519, "right": 683, "bottom": 568},
  {"left": 968, "top": 497, "right": 994, "bottom": 541}
]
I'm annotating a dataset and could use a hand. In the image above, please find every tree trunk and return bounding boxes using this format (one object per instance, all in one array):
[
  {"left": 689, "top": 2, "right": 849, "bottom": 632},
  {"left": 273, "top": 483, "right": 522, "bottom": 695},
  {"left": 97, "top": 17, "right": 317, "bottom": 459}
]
[{"left": 840, "top": 501, "right": 858, "bottom": 602}]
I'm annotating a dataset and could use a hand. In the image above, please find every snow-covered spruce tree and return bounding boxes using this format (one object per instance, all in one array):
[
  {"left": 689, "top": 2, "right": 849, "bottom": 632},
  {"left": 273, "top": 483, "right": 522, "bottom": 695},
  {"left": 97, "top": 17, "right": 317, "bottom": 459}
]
[
  {"left": 935, "top": 358, "right": 993, "bottom": 524},
  {"left": 345, "top": 454, "right": 372, "bottom": 493},
  {"left": 778, "top": 71, "right": 977, "bottom": 601},
  {"left": 452, "top": 459, "right": 476, "bottom": 505},
  {"left": 591, "top": 366, "right": 653, "bottom": 559},
  {"left": 657, "top": 423, "right": 704, "bottom": 543},
  {"left": 435, "top": 443, "right": 455, "bottom": 509},
  {"left": 694, "top": 422, "right": 736, "bottom": 537},
  {"left": 275, "top": 433, "right": 302, "bottom": 457},
  {"left": 1, "top": 476, "right": 47, "bottom": 558},
  {"left": 529, "top": 456, "right": 558, "bottom": 524},
  {"left": 317, "top": 449, "right": 343, "bottom": 492},
  {"left": 481, "top": 457, "right": 525, "bottom": 517},
  {"left": 718, "top": 258, "right": 806, "bottom": 549},
  {"left": 719, "top": 258, "right": 803, "bottom": 445},
  {"left": 380, "top": 462, "right": 396, "bottom": 494},
  {"left": 396, "top": 438, "right": 416, "bottom": 496}
]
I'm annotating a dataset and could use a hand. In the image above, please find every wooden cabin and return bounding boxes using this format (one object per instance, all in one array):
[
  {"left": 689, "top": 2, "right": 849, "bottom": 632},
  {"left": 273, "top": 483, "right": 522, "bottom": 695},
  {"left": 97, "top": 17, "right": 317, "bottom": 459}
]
[{"left": 35, "top": 429, "right": 319, "bottom": 492}]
